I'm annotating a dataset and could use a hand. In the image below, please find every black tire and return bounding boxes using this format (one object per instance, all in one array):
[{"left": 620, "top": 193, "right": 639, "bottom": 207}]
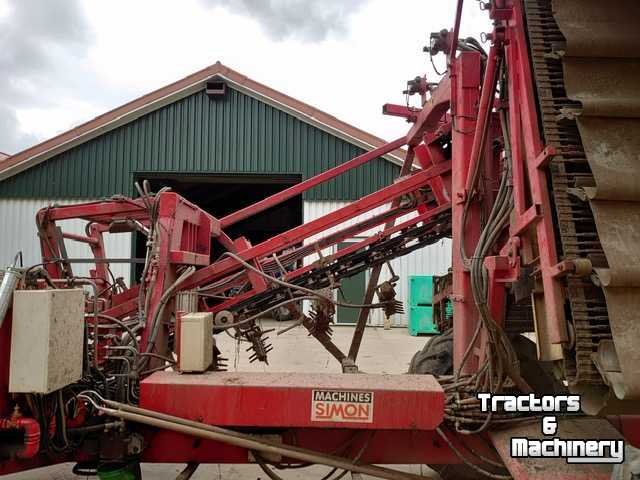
[
  {"left": 410, "top": 332, "right": 562, "bottom": 479},
  {"left": 408, "top": 328, "right": 453, "bottom": 375}
]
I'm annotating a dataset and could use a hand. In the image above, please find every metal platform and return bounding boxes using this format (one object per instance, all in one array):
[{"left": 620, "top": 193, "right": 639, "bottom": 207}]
[
  {"left": 141, "top": 371, "right": 444, "bottom": 430},
  {"left": 490, "top": 418, "right": 622, "bottom": 480}
]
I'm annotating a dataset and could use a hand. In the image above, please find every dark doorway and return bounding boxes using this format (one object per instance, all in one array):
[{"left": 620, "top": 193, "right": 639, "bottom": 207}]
[
  {"left": 336, "top": 241, "right": 367, "bottom": 324},
  {"left": 133, "top": 173, "right": 302, "bottom": 280}
]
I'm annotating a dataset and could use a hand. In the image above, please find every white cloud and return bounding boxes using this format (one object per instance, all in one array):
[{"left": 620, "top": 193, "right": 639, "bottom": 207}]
[{"left": 3, "top": 0, "right": 491, "bottom": 154}]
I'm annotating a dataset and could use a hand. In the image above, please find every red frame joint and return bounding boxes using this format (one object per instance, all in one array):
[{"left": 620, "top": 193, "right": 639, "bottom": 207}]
[
  {"left": 534, "top": 146, "right": 557, "bottom": 169},
  {"left": 382, "top": 103, "right": 420, "bottom": 122}
]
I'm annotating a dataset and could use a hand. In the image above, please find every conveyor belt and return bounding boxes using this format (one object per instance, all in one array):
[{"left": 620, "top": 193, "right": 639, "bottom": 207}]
[
  {"left": 524, "top": 0, "right": 640, "bottom": 408},
  {"left": 229, "top": 210, "right": 452, "bottom": 316}
]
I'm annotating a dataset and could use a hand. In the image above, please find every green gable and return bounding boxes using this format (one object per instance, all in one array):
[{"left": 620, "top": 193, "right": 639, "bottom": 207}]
[{"left": 0, "top": 86, "right": 399, "bottom": 200}]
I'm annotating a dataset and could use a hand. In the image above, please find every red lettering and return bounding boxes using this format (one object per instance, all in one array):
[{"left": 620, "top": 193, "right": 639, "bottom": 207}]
[
  {"left": 344, "top": 404, "right": 357, "bottom": 417},
  {"left": 329, "top": 403, "right": 345, "bottom": 418},
  {"left": 313, "top": 402, "right": 371, "bottom": 421}
]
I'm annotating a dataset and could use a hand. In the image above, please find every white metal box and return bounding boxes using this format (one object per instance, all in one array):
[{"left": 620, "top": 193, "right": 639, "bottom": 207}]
[
  {"left": 179, "top": 312, "right": 213, "bottom": 372},
  {"left": 9, "top": 289, "right": 85, "bottom": 393}
]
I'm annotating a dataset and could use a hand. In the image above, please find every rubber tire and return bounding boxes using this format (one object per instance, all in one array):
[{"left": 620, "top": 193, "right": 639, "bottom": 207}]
[
  {"left": 408, "top": 329, "right": 453, "bottom": 375},
  {"left": 408, "top": 330, "right": 481, "bottom": 479},
  {"left": 410, "top": 333, "right": 562, "bottom": 479}
]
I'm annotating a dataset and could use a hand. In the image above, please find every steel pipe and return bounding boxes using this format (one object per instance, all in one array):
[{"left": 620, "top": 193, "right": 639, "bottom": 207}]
[
  {"left": 0, "top": 415, "right": 40, "bottom": 459},
  {"left": 348, "top": 147, "right": 417, "bottom": 363},
  {"left": 91, "top": 398, "right": 431, "bottom": 480},
  {"left": 0, "top": 254, "right": 23, "bottom": 329}
]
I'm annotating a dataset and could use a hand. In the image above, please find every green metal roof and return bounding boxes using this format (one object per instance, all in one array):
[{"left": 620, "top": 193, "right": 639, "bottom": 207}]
[{"left": 0, "top": 85, "right": 399, "bottom": 200}]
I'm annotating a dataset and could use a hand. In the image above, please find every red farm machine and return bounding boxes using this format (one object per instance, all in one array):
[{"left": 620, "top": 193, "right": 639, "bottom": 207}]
[{"left": 1, "top": 1, "right": 640, "bottom": 478}]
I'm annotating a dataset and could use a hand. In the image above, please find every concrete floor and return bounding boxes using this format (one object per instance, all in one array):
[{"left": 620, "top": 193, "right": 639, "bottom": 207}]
[
  {"left": 3, "top": 322, "right": 435, "bottom": 479},
  {"left": 216, "top": 320, "right": 428, "bottom": 374}
]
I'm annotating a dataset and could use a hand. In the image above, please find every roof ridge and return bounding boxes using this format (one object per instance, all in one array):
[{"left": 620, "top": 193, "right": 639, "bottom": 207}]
[{"left": 0, "top": 62, "right": 405, "bottom": 180}]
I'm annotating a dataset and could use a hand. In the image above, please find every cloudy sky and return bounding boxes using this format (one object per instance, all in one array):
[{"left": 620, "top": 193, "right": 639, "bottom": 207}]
[{"left": 0, "top": 0, "right": 490, "bottom": 155}]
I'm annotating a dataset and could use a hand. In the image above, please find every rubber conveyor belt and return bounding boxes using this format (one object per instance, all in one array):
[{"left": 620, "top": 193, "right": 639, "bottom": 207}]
[
  {"left": 524, "top": 0, "right": 640, "bottom": 411},
  {"left": 554, "top": 0, "right": 640, "bottom": 402}
]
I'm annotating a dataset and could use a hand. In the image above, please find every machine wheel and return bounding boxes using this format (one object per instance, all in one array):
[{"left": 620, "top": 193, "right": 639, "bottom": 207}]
[
  {"left": 409, "top": 332, "right": 563, "bottom": 479},
  {"left": 408, "top": 329, "right": 453, "bottom": 375},
  {"left": 408, "top": 331, "right": 481, "bottom": 479}
]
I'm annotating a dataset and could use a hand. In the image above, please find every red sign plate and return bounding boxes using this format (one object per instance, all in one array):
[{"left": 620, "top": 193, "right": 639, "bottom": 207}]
[{"left": 311, "top": 389, "right": 374, "bottom": 423}]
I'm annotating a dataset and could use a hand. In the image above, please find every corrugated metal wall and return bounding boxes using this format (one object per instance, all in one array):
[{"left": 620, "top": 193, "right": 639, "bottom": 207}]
[
  {"left": 0, "top": 199, "right": 131, "bottom": 281},
  {"left": 0, "top": 87, "right": 398, "bottom": 201},
  {"left": 303, "top": 201, "right": 452, "bottom": 327},
  {"left": 0, "top": 198, "right": 450, "bottom": 327}
]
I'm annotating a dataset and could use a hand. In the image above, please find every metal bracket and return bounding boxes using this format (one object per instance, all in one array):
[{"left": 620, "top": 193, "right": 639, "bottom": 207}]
[{"left": 534, "top": 145, "right": 557, "bottom": 169}]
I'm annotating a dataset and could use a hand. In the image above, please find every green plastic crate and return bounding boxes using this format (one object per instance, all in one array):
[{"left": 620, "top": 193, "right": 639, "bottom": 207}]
[
  {"left": 409, "top": 275, "right": 433, "bottom": 306},
  {"left": 408, "top": 306, "right": 439, "bottom": 336}
]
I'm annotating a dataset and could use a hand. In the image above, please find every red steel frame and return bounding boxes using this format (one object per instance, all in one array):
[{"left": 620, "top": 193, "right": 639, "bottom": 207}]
[{"left": 2, "top": 1, "right": 624, "bottom": 477}]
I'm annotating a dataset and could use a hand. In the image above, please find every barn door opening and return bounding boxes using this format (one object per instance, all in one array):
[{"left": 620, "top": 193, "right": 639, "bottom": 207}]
[{"left": 132, "top": 173, "right": 302, "bottom": 281}]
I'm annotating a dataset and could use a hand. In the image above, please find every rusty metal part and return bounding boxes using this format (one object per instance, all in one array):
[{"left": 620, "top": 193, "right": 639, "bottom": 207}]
[
  {"left": 211, "top": 338, "right": 228, "bottom": 372},
  {"left": 375, "top": 280, "right": 404, "bottom": 319},
  {"left": 552, "top": 0, "right": 640, "bottom": 402},
  {"left": 175, "top": 290, "right": 198, "bottom": 313},
  {"left": 176, "top": 462, "right": 199, "bottom": 480},
  {"left": 504, "top": 297, "right": 534, "bottom": 337},
  {"left": 490, "top": 417, "right": 621, "bottom": 479},
  {"left": 595, "top": 287, "right": 640, "bottom": 399},
  {"left": 432, "top": 271, "right": 453, "bottom": 333},
  {"left": 576, "top": 120, "right": 640, "bottom": 201},
  {"left": 589, "top": 203, "right": 640, "bottom": 287},
  {"left": 302, "top": 313, "right": 347, "bottom": 364},
  {"left": 243, "top": 326, "right": 273, "bottom": 364},
  {"left": 224, "top": 209, "right": 451, "bottom": 326},
  {"left": 307, "top": 303, "right": 334, "bottom": 337},
  {"left": 221, "top": 208, "right": 450, "bottom": 369},
  {"left": 347, "top": 148, "right": 417, "bottom": 368},
  {"left": 552, "top": 1, "right": 640, "bottom": 59},
  {"left": 571, "top": 258, "right": 593, "bottom": 278},
  {"left": 524, "top": 0, "right": 613, "bottom": 396}
]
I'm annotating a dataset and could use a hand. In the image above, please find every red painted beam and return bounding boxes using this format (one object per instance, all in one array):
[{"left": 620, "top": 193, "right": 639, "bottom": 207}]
[
  {"left": 39, "top": 198, "right": 147, "bottom": 222},
  {"left": 183, "top": 161, "right": 451, "bottom": 290},
  {"left": 449, "top": 0, "right": 465, "bottom": 65},
  {"left": 140, "top": 371, "right": 444, "bottom": 430},
  {"left": 219, "top": 137, "right": 407, "bottom": 229},
  {"left": 463, "top": 40, "right": 502, "bottom": 196},
  {"left": 284, "top": 204, "right": 451, "bottom": 281},
  {"left": 202, "top": 203, "right": 450, "bottom": 314},
  {"left": 404, "top": 76, "right": 451, "bottom": 147},
  {"left": 382, "top": 103, "right": 419, "bottom": 121}
]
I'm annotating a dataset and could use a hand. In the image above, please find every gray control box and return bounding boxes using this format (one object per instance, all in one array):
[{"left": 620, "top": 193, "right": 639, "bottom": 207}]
[{"left": 9, "top": 289, "right": 85, "bottom": 393}]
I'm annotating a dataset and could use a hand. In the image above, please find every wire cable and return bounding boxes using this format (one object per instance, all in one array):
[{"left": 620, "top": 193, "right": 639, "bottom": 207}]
[
  {"left": 436, "top": 427, "right": 511, "bottom": 479},
  {"left": 220, "top": 252, "right": 391, "bottom": 310}
]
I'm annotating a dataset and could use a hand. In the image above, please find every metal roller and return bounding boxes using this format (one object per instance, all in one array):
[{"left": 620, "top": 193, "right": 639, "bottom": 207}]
[{"left": 0, "top": 252, "right": 23, "bottom": 329}]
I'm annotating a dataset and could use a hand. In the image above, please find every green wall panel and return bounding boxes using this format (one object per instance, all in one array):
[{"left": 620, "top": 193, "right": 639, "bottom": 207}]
[{"left": 0, "top": 86, "right": 399, "bottom": 200}]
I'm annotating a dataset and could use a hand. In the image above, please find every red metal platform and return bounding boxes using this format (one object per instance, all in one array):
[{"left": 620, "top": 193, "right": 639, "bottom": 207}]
[{"left": 140, "top": 371, "right": 444, "bottom": 430}]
